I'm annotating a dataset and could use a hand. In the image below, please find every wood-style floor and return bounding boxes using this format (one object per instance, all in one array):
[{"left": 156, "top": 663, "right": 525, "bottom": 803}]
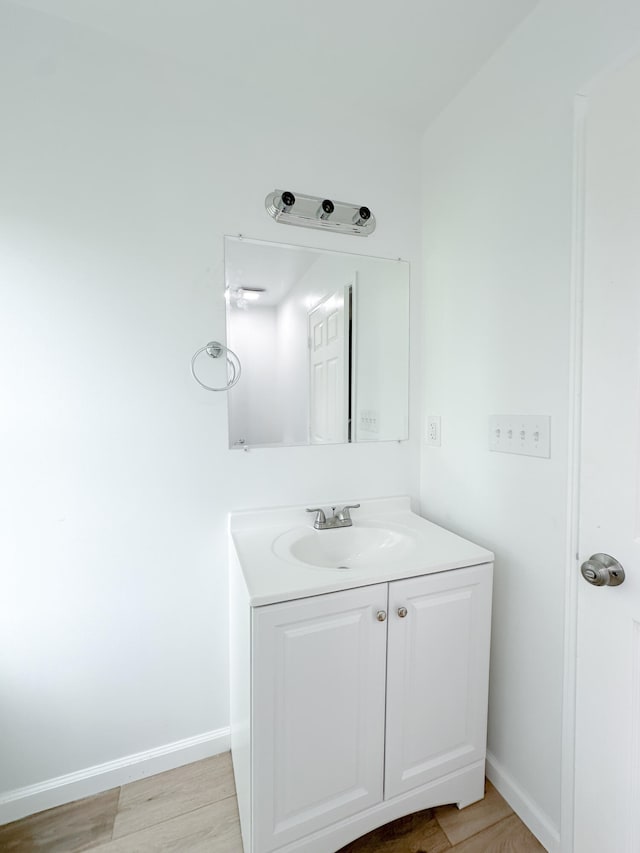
[{"left": 0, "top": 753, "right": 546, "bottom": 852}]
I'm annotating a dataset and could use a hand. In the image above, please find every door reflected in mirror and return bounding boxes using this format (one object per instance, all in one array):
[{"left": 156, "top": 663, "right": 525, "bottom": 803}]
[{"left": 225, "top": 236, "right": 409, "bottom": 448}]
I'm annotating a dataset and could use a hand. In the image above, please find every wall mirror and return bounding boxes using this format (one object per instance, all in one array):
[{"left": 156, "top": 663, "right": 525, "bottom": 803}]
[{"left": 225, "top": 236, "right": 409, "bottom": 449}]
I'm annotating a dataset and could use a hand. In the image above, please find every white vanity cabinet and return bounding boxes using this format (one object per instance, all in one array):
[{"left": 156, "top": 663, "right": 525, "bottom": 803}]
[
  {"left": 252, "top": 583, "right": 388, "bottom": 852},
  {"left": 384, "top": 567, "right": 493, "bottom": 799},
  {"left": 230, "top": 553, "right": 493, "bottom": 853}
]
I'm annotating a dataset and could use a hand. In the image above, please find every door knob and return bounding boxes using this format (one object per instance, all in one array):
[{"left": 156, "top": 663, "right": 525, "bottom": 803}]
[
  {"left": 397, "top": 607, "right": 408, "bottom": 618},
  {"left": 580, "top": 553, "right": 625, "bottom": 587},
  {"left": 376, "top": 610, "right": 387, "bottom": 622}
]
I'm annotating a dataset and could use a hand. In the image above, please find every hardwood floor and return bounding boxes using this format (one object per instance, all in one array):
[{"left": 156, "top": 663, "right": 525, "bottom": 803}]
[{"left": 0, "top": 755, "right": 545, "bottom": 852}]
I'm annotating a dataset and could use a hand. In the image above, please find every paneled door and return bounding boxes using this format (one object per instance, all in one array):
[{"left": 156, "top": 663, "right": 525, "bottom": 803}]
[
  {"left": 308, "top": 289, "right": 348, "bottom": 444},
  {"left": 251, "top": 584, "right": 388, "bottom": 853},
  {"left": 384, "top": 565, "right": 493, "bottom": 800},
  {"left": 574, "top": 52, "right": 640, "bottom": 853}
]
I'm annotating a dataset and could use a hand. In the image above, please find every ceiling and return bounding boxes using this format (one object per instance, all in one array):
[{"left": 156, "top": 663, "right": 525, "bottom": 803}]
[
  {"left": 9, "top": 0, "right": 539, "bottom": 130},
  {"left": 225, "top": 238, "right": 318, "bottom": 307}
]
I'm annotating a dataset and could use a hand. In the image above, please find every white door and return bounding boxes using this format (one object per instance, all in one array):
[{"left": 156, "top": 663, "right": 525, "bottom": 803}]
[
  {"left": 574, "top": 52, "right": 640, "bottom": 853},
  {"left": 384, "top": 564, "right": 493, "bottom": 800},
  {"left": 308, "top": 290, "right": 348, "bottom": 444},
  {"left": 251, "top": 584, "right": 388, "bottom": 853}
]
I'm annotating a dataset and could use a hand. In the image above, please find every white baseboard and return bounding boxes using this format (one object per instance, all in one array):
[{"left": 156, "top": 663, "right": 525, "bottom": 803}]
[
  {"left": 486, "top": 750, "right": 560, "bottom": 853},
  {"left": 0, "top": 726, "right": 230, "bottom": 826}
]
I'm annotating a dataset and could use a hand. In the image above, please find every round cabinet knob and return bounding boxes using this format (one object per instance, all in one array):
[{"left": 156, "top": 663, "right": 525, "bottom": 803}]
[
  {"left": 580, "top": 553, "right": 625, "bottom": 587},
  {"left": 376, "top": 610, "right": 387, "bottom": 622},
  {"left": 397, "top": 607, "right": 408, "bottom": 618}
]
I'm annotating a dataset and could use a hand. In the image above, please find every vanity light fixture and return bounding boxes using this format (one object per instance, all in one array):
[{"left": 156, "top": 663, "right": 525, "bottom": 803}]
[{"left": 265, "top": 189, "right": 376, "bottom": 236}]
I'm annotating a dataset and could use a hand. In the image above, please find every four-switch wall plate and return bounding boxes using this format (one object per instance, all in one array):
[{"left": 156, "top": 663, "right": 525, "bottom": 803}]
[{"left": 489, "top": 414, "right": 551, "bottom": 458}]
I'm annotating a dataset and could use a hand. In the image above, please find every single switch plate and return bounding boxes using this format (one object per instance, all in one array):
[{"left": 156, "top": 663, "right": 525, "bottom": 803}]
[
  {"left": 426, "top": 415, "right": 441, "bottom": 446},
  {"left": 489, "top": 414, "right": 550, "bottom": 458}
]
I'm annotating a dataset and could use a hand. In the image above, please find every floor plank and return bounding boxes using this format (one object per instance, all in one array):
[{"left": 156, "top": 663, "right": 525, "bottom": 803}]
[
  {"left": 448, "top": 814, "right": 546, "bottom": 852},
  {"left": 0, "top": 788, "right": 120, "bottom": 853},
  {"left": 91, "top": 796, "right": 242, "bottom": 853},
  {"left": 435, "top": 780, "right": 514, "bottom": 845},
  {"left": 112, "top": 752, "right": 235, "bottom": 839}
]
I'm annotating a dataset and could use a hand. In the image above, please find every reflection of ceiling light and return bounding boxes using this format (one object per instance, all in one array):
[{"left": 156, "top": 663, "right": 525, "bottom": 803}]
[
  {"left": 238, "top": 288, "right": 261, "bottom": 302},
  {"left": 231, "top": 286, "right": 265, "bottom": 310}
]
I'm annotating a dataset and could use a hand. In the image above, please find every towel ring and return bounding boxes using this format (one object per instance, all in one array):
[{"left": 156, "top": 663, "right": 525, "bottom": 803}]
[{"left": 191, "top": 341, "right": 241, "bottom": 391}]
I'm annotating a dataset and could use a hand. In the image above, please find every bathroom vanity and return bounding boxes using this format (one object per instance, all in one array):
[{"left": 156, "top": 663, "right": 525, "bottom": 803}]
[{"left": 229, "top": 497, "right": 494, "bottom": 853}]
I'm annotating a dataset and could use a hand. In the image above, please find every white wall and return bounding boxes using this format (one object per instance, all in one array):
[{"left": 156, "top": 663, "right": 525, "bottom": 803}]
[
  {"left": 353, "top": 259, "right": 409, "bottom": 442},
  {"left": 228, "top": 306, "right": 282, "bottom": 447},
  {"left": 0, "top": 1, "right": 421, "bottom": 811},
  {"left": 419, "top": 1, "right": 640, "bottom": 848},
  {"left": 276, "top": 279, "right": 310, "bottom": 446}
]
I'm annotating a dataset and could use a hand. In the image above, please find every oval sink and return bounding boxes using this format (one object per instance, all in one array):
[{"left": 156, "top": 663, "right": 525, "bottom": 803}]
[{"left": 272, "top": 522, "right": 417, "bottom": 570}]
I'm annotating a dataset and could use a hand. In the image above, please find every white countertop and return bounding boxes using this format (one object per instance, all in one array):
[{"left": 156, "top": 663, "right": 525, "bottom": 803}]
[{"left": 229, "top": 496, "right": 494, "bottom": 606}]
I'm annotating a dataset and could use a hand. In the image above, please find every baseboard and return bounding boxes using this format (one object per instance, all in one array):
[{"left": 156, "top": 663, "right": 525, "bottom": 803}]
[
  {"left": 486, "top": 751, "right": 560, "bottom": 853},
  {"left": 0, "top": 726, "right": 230, "bottom": 826}
]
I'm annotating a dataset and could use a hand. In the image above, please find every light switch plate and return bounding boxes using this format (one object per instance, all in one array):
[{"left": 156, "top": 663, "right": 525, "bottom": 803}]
[
  {"left": 359, "top": 410, "right": 379, "bottom": 434},
  {"left": 489, "top": 414, "right": 550, "bottom": 458}
]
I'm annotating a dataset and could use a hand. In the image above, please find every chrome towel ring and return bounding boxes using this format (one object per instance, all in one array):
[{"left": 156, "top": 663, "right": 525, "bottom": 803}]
[{"left": 191, "top": 341, "right": 241, "bottom": 391}]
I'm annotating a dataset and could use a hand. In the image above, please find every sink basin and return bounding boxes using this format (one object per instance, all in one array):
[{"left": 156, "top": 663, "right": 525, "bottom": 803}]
[
  {"left": 272, "top": 522, "right": 417, "bottom": 570},
  {"left": 230, "top": 497, "right": 496, "bottom": 604}
]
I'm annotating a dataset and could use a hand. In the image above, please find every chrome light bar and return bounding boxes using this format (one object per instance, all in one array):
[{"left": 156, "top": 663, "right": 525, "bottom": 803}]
[{"left": 265, "top": 189, "right": 376, "bottom": 237}]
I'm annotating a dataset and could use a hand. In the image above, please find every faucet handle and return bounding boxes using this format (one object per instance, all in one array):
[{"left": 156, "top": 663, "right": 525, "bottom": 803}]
[
  {"left": 337, "top": 503, "right": 360, "bottom": 521},
  {"left": 306, "top": 507, "right": 326, "bottom": 525}
]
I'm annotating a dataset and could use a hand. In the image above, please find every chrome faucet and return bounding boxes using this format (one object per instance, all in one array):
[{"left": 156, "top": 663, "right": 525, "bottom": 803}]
[{"left": 306, "top": 504, "right": 361, "bottom": 530}]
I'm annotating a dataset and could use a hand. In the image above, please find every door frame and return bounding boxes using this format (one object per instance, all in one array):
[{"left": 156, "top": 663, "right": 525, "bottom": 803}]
[
  {"left": 562, "top": 44, "right": 640, "bottom": 853},
  {"left": 559, "top": 90, "right": 587, "bottom": 853}
]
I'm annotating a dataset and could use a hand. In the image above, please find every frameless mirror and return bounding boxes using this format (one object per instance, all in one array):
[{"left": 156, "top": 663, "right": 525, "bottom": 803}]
[{"left": 225, "top": 236, "right": 409, "bottom": 448}]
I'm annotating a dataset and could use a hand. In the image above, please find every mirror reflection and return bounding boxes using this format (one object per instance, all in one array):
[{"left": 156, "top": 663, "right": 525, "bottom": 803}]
[{"left": 225, "top": 237, "right": 409, "bottom": 448}]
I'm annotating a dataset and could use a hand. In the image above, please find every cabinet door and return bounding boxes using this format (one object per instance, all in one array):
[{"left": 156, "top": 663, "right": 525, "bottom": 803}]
[
  {"left": 385, "top": 564, "right": 493, "bottom": 799},
  {"left": 252, "top": 584, "right": 388, "bottom": 852}
]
